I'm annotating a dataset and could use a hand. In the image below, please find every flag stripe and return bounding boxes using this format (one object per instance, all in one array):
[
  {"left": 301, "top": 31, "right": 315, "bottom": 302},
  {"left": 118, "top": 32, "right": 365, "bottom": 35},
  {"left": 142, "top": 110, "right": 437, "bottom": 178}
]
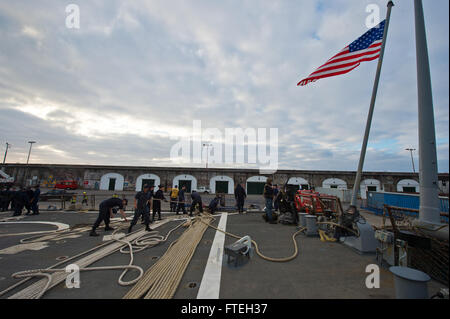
[
  {"left": 309, "top": 51, "right": 381, "bottom": 76},
  {"left": 298, "top": 54, "right": 381, "bottom": 86},
  {"left": 329, "top": 41, "right": 382, "bottom": 62},
  {"left": 298, "top": 65, "right": 360, "bottom": 86},
  {"left": 327, "top": 43, "right": 382, "bottom": 65},
  {"left": 301, "top": 64, "right": 360, "bottom": 84},
  {"left": 306, "top": 55, "right": 380, "bottom": 81},
  {"left": 306, "top": 44, "right": 382, "bottom": 79}
]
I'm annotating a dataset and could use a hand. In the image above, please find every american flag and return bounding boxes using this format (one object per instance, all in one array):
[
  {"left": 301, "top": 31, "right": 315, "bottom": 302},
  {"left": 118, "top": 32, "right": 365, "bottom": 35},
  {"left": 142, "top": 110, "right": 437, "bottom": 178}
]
[{"left": 298, "top": 20, "right": 386, "bottom": 86}]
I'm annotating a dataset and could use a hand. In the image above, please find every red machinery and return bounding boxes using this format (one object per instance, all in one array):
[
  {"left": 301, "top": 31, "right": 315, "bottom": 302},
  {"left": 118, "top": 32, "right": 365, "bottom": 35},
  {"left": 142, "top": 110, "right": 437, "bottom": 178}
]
[
  {"left": 294, "top": 190, "right": 343, "bottom": 216},
  {"left": 294, "top": 190, "right": 320, "bottom": 213}
]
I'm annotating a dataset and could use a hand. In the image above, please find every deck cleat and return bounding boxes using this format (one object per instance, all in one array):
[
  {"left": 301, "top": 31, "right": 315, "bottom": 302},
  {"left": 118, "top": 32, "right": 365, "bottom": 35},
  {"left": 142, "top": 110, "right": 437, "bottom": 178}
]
[{"left": 224, "top": 235, "right": 252, "bottom": 267}]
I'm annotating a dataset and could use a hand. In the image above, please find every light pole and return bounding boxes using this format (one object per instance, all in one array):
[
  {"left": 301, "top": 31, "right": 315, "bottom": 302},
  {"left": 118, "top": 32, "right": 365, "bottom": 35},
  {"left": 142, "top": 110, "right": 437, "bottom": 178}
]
[
  {"left": 1, "top": 142, "right": 10, "bottom": 172},
  {"left": 2, "top": 142, "right": 10, "bottom": 165},
  {"left": 202, "top": 143, "right": 212, "bottom": 169},
  {"left": 23, "top": 141, "right": 36, "bottom": 186},
  {"left": 26, "top": 141, "right": 36, "bottom": 165},
  {"left": 203, "top": 143, "right": 212, "bottom": 191},
  {"left": 405, "top": 148, "right": 416, "bottom": 174}
]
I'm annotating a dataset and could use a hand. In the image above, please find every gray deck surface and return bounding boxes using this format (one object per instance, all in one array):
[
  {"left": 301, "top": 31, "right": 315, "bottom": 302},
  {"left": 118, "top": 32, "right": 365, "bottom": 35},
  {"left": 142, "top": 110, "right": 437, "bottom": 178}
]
[{"left": 0, "top": 209, "right": 445, "bottom": 299}]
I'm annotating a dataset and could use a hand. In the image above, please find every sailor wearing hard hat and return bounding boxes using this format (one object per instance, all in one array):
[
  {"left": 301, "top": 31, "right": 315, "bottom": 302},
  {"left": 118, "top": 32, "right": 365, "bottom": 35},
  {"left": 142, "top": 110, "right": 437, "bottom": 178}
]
[{"left": 82, "top": 191, "right": 88, "bottom": 206}]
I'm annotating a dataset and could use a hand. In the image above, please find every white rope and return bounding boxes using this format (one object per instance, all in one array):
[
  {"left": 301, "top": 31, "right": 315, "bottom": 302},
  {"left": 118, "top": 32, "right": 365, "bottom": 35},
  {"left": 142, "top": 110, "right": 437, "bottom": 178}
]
[
  {"left": 3, "top": 218, "right": 184, "bottom": 299},
  {"left": 123, "top": 214, "right": 213, "bottom": 299}
]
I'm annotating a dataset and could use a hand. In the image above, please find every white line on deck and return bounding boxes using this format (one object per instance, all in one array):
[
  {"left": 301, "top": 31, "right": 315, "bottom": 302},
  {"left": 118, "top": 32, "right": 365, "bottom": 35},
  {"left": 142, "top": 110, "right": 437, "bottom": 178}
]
[{"left": 197, "top": 212, "right": 228, "bottom": 299}]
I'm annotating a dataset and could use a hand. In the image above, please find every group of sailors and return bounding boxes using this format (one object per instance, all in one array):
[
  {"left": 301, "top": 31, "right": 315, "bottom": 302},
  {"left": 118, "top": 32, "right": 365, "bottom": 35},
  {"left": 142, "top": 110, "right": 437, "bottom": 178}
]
[
  {"left": 70, "top": 192, "right": 90, "bottom": 205},
  {"left": 90, "top": 184, "right": 172, "bottom": 236},
  {"left": 90, "top": 182, "right": 250, "bottom": 236},
  {"left": 0, "top": 185, "right": 40, "bottom": 216}
]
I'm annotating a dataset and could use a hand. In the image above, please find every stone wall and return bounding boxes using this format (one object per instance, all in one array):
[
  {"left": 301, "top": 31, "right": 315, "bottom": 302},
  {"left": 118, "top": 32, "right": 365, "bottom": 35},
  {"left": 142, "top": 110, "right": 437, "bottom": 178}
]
[{"left": 3, "top": 164, "right": 449, "bottom": 194}]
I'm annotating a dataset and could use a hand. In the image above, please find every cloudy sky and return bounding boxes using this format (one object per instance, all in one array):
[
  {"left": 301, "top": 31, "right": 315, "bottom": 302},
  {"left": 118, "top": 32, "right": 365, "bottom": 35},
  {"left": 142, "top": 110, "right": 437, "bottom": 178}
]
[{"left": 0, "top": 0, "right": 448, "bottom": 172}]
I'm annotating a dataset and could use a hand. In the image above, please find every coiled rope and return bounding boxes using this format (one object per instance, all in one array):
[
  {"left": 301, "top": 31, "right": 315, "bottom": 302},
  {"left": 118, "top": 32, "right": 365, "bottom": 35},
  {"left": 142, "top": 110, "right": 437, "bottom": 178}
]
[
  {"left": 2, "top": 218, "right": 186, "bottom": 299},
  {"left": 197, "top": 216, "right": 306, "bottom": 262},
  {"left": 4, "top": 211, "right": 309, "bottom": 299},
  {"left": 123, "top": 214, "right": 213, "bottom": 299}
]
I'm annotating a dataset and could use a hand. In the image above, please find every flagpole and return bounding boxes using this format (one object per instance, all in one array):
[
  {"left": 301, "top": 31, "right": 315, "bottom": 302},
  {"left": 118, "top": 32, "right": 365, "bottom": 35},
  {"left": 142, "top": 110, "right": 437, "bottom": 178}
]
[
  {"left": 350, "top": 1, "right": 394, "bottom": 206},
  {"left": 412, "top": 0, "right": 448, "bottom": 240}
]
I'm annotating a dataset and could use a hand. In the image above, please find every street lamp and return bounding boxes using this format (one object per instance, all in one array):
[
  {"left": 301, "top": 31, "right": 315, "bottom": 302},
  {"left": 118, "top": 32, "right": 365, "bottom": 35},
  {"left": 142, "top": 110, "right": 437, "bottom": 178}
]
[
  {"left": 2, "top": 142, "right": 10, "bottom": 165},
  {"left": 202, "top": 143, "right": 212, "bottom": 169},
  {"left": 203, "top": 143, "right": 212, "bottom": 192},
  {"left": 26, "top": 141, "right": 36, "bottom": 165},
  {"left": 23, "top": 141, "right": 36, "bottom": 186},
  {"left": 406, "top": 148, "right": 416, "bottom": 174}
]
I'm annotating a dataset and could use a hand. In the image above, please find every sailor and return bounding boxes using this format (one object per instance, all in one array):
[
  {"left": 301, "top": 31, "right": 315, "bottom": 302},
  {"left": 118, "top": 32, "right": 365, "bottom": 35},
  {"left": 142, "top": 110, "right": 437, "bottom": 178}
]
[
  {"left": 90, "top": 197, "right": 128, "bottom": 236},
  {"left": 208, "top": 195, "right": 220, "bottom": 214},
  {"left": 81, "top": 192, "right": 88, "bottom": 205},
  {"left": 5, "top": 187, "right": 13, "bottom": 211},
  {"left": 169, "top": 186, "right": 179, "bottom": 212},
  {"left": 152, "top": 185, "right": 166, "bottom": 221},
  {"left": 25, "top": 187, "right": 34, "bottom": 215},
  {"left": 128, "top": 184, "right": 152, "bottom": 233},
  {"left": 7, "top": 187, "right": 16, "bottom": 212},
  {"left": 0, "top": 187, "right": 8, "bottom": 212},
  {"left": 234, "top": 183, "right": 247, "bottom": 214},
  {"left": 263, "top": 178, "right": 276, "bottom": 224},
  {"left": 273, "top": 184, "right": 280, "bottom": 212},
  {"left": 176, "top": 185, "right": 187, "bottom": 215},
  {"left": 30, "top": 184, "right": 40, "bottom": 215},
  {"left": 189, "top": 190, "right": 203, "bottom": 217},
  {"left": 12, "top": 187, "right": 28, "bottom": 216},
  {"left": 142, "top": 185, "right": 155, "bottom": 223}
]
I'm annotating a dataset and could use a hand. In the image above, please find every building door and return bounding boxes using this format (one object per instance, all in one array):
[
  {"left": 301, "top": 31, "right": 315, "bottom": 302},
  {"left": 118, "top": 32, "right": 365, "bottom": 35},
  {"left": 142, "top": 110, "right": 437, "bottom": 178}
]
[
  {"left": 403, "top": 186, "right": 416, "bottom": 193},
  {"left": 287, "top": 184, "right": 300, "bottom": 194},
  {"left": 216, "top": 181, "right": 228, "bottom": 194},
  {"left": 142, "top": 179, "right": 155, "bottom": 191},
  {"left": 247, "top": 182, "right": 265, "bottom": 195},
  {"left": 108, "top": 178, "right": 116, "bottom": 191},
  {"left": 367, "top": 186, "right": 377, "bottom": 192},
  {"left": 179, "top": 180, "right": 192, "bottom": 193}
]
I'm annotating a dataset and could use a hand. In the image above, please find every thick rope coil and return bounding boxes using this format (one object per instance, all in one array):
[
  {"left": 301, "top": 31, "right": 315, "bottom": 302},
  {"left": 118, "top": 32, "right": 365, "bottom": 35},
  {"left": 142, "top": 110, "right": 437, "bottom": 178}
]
[{"left": 2, "top": 218, "right": 185, "bottom": 299}]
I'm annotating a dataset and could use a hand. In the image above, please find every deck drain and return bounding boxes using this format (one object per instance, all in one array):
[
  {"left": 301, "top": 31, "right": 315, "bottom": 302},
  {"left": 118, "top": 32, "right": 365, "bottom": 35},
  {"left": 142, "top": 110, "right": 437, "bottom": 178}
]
[
  {"left": 55, "top": 240, "right": 66, "bottom": 244},
  {"left": 204, "top": 240, "right": 212, "bottom": 245},
  {"left": 151, "top": 256, "right": 160, "bottom": 260},
  {"left": 187, "top": 282, "right": 198, "bottom": 289},
  {"left": 56, "top": 256, "right": 69, "bottom": 261}
]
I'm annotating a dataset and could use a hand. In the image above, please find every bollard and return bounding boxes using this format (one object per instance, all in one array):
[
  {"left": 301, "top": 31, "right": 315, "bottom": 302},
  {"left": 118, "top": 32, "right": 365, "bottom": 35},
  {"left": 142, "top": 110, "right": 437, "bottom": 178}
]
[
  {"left": 318, "top": 219, "right": 328, "bottom": 231},
  {"left": 299, "top": 213, "right": 308, "bottom": 227},
  {"left": 305, "top": 215, "right": 318, "bottom": 237},
  {"left": 389, "top": 266, "right": 431, "bottom": 299}
]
